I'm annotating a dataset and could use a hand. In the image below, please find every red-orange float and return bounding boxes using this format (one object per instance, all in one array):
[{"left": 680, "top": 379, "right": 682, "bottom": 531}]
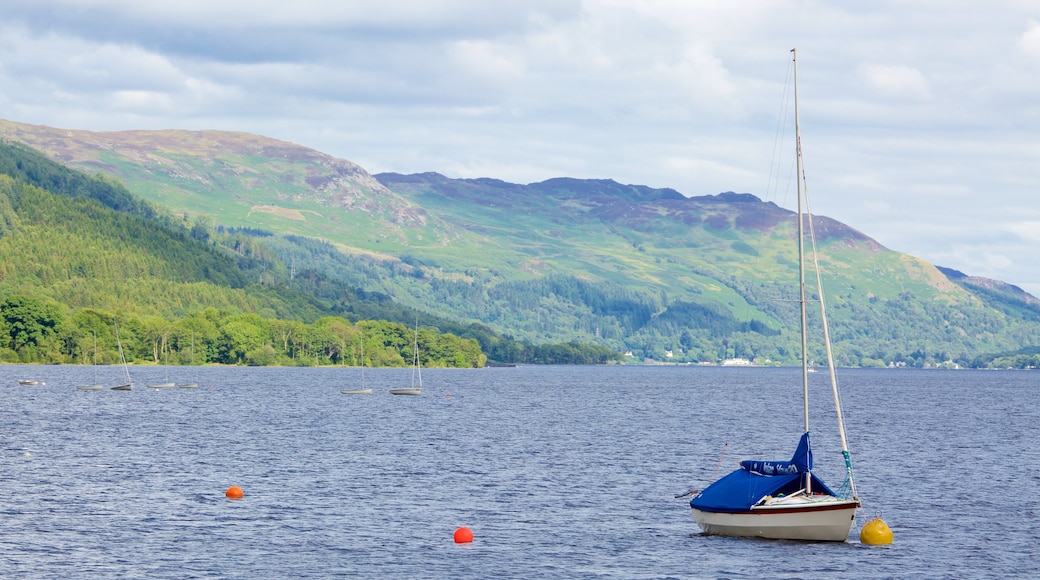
[{"left": 453, "top": 527, "right": 474, "bottom": 543}]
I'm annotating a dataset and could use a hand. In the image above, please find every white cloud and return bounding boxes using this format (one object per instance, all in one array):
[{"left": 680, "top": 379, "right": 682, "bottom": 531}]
[
  {"left": 858, "top": 64, "right": 931, "bottom": 101},
  {"left": 1008, "top": 221, "right": 1040, "bottom": 243},
  {"left": 1019, "top": 19, "right": 1040, "bottom": 60},
  {"left": 3, "top": 0, "right": 1040, "bottom": 295},
  {"left": 10, "top": 0, "right": 577, "bottom": 31}
]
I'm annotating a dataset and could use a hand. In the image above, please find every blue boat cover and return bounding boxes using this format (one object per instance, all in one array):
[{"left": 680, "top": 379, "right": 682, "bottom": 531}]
[
  {"left": 690, "top": 432, "right": 837, "bottom": 513},
  {"left": 740, "top": 431, "right": 812, "bottom": 475}
]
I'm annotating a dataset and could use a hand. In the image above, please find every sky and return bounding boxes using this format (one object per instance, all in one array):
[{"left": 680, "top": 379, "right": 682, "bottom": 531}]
[{"left": 2, "top": 1, "right": 1040, "bottom": 295}]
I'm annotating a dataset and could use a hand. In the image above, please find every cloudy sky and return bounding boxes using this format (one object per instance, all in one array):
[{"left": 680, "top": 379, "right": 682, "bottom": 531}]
[{"left": 2, "top": 1, "right": 1040, "bottom": 294}]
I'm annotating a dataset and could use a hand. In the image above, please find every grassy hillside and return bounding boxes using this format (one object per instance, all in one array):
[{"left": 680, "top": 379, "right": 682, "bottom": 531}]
[
  {"left": 0, "top": 140, "right": 614, "bottom": 367},
  {"left": 0, "top": 120, "right": 469, "bottom": 252},
  {"left": 3, "top": 119, "right": 1038, "bottom": 367},
  {"left": 0, "top": 158, "right": 317, "bottom": 320}
]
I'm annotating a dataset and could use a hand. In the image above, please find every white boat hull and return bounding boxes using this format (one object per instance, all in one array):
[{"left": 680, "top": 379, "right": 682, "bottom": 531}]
[
  {"left": 691, "top": 499, "right": 859, "bottom": 542},
  {"left": 341, "top": 389, "right": 372, "bottom": 395},
  {"left": 76, "top": 385, "right": 104, "bottom": 391},
  {"left": 389, "top": 388, "right": 421, "bottom": 396},
  {"left": 147, "top": 382, "right": 175, "bottom": 388}
]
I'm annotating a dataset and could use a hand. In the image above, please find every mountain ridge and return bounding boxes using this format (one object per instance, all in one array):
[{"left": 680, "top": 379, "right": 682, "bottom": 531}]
[{"left": 2, "top": 118, "right": 1037, "bottom": 365}]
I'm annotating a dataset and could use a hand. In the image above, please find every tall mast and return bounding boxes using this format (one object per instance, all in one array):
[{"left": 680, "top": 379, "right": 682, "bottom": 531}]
[
  {"left": 792, "top": 48, "right": 812, "bottom": 494},
  {"left": 792, "top": 48, "right": 809, "bottom": 433},
  {"left": 792, "top": 49, "right": 857, "bottom": 500}
]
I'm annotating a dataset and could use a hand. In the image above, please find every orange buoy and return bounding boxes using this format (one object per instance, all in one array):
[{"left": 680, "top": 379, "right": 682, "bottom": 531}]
[
  {"left": 453, "top": 526, "right": 474, "bottom": 543},
  {"left": 446, "top": 393, "right": 452, "bottom": 397},
  {"left": 225, "top": 485, "right": 244, "bottom": 500}
]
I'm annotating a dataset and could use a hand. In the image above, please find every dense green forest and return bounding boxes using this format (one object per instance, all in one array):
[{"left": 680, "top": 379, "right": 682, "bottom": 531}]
[
  {"left": 0, "top": 295, "right": 486, "bottom": 368},
  {"left": 0, "top": 141, "right": 618, "bottom": 366},
  {"left": 967, "top": 346, "right": 1040, "bottom": 369}
]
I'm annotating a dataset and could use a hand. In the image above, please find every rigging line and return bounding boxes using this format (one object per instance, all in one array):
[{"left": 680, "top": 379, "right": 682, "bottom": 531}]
[
  {"left": 775, "top": 57, "right": 797, "bottom": 211},
  {"left": 710, "top": 441, "right": 729, "bottom": 482},
  {"left": 755, "top": 55, "right": 796, "bottom": 245},
  {"left": 762, "top": 59, "right": 793, "bottom": 209},
  {"left": 740, "top": 54, "right": 797, "bottom": 328},
  {"left": 799, "top": 125, "right": 859, "bottom": 501}
]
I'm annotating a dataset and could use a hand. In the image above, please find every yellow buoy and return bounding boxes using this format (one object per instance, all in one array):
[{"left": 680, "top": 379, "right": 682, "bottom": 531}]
[{"left": 860, "top": 517, "right": 893, "bottom": 545}]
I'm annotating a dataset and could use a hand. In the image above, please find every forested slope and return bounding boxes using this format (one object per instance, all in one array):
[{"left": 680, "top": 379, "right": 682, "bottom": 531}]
[
  {"left": 0, "top": 142, "right": 318, "bottom": 319},
  {"left": 0, "top": 142, "right": 495, "bottom": 367}
]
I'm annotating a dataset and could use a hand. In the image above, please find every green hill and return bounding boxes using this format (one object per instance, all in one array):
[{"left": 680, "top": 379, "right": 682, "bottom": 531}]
[
  {"left": 0, "top": 141, "right": 498, "bottom": 367},
  {"left": 2, "top": 119, "right": 1038, "bottom": 367}
]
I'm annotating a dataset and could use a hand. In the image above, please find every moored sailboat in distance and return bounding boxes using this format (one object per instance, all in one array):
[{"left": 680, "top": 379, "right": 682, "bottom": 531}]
[
  {"left": 687, "top": 49, "right": 861, "bottom": 542},
  {"left": 342, "top": 328, "right": 372, "bottom": 395},
  {"left": 389, "top": 319, "right": 422, "bottom": 396},
  {"left": 148, "top": 339, "right": 175, "bottom": 388},
  {"left": 111, "top": 327, "right": 133, "bottom": 391},
  {"left": 77, "top": 332, "right": 104, "bottom": 391}
]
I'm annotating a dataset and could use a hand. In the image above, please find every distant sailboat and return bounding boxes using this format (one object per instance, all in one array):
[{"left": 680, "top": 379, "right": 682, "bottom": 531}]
[
  {"left": 77, "top": 332, "right": 104, "bottom": 391},
  {"left": 342, "top": 328, "right": 372, "bottom": 395},
  {"left": 110, "top": 327, "right": 133, "bottom": 391},
  {"left": 148, "top": 338, "right": 175, "bottom": 388},
  {"left": 390, "top": 320, "right": 423, "bottom": 396}
]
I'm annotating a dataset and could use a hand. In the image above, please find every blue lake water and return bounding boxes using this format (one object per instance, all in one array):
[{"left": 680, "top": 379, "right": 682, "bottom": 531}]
[{"left": 0, "top": 364, "right": 1037, "bottom": 578}]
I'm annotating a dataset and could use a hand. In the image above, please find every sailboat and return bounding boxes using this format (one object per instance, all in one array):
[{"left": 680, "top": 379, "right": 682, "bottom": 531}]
[
  {"left": 177, "top": 335, "right": 199, "bottom": 388},
  {"left": 77, "top": 332, "right": 104, "bottom": 391},
  {"left": 389, "top": 320, "right": 422, "bottom": 396},
  {"left": 110, "top": 327, "right": 133, "bottom": 391},
  {"left": 687, "top": 49, "right": 861, "bottom": 542},
  {"left": 342, "top": 328, "right": 372, "bottom": 395},
  {"left": 148, "top": 338, "right": 175, "bottom": 388}
]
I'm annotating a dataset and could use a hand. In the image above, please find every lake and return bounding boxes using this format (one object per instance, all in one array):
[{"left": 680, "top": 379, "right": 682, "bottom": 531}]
[{"left": 0, "top": 365, "right": 1037, "bottom": 578}]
